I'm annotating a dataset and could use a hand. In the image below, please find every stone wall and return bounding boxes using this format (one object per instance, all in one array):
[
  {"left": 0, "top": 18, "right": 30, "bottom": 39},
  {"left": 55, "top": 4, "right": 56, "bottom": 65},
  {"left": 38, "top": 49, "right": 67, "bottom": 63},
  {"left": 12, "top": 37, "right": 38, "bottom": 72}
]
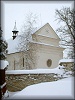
[
  {"left": 6, "top": 73, "right": 59, "bottom": 92},
  {"left": 5, "top": 64, "right": 74, "bottom": 92}
]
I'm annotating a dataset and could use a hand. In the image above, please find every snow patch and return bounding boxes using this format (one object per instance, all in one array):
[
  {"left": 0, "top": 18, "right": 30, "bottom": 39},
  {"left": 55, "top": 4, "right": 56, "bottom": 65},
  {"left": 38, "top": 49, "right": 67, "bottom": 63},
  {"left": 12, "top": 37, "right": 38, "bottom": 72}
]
[
  {"left": 6, "top": 65, "right": 65, "bottom": 75},
  {"left": 59, "top": 59, "right": 74, "bottom": 64},
  {"left": 6, "top": 36, "right": 20, "bottom": 54},
  {"left": 0, "top": 60, "right": 9, "bottom": 69}
]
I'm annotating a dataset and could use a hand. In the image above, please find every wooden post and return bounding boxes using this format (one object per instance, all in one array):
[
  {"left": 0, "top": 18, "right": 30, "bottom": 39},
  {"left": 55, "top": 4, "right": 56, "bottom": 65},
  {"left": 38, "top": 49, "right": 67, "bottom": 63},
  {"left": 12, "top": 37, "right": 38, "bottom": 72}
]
[{"left": 0, "top": 27, "right": 8, "bottom": 99}]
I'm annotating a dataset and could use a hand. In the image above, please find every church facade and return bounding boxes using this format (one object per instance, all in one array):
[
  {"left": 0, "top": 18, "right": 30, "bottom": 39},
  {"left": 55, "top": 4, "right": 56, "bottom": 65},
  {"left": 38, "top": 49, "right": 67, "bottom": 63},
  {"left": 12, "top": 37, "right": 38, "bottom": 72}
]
[{"left": 6, "top": 23, "right": 64, "bottom": 70}]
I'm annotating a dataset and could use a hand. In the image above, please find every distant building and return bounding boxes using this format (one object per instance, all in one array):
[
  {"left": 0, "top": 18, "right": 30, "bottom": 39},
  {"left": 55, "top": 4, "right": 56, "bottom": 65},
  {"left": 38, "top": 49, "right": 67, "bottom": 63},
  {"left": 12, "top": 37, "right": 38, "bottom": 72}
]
[
  {"left": 59, "top": 59, "right": 74, "bottom": 71},
  {"left": 6, "top": 23, "right": 64, "bottom": 70}
]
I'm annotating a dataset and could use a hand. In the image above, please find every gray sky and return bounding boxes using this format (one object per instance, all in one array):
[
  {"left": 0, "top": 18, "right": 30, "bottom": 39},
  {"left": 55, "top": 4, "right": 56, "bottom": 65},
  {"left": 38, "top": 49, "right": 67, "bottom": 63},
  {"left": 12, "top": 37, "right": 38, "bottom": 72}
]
[{"left": 2, "top": 1, "right": 73, "bottom": 40}]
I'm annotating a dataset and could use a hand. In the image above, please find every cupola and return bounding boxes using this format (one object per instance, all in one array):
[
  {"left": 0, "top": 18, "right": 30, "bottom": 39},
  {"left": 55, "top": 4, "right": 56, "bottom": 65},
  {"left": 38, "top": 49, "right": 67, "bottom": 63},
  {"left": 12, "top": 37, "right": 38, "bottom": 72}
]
[{"left": 12, "top": 21, "right": 18, "bottom": 40}]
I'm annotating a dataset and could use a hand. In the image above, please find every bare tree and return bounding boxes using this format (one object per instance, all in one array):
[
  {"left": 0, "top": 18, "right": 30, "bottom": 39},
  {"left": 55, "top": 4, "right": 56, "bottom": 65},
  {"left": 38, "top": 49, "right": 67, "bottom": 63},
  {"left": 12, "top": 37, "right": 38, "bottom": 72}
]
[
  {"left": 17, "top": 12, "right": 38, "bottom": 69},
  {"left": 55, "top": 7, "right": 75, "bottom": 58}
]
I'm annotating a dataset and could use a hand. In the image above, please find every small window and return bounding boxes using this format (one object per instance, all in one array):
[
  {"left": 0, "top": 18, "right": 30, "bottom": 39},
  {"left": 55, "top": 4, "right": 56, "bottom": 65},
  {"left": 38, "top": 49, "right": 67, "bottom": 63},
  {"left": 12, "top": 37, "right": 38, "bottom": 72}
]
[
  {"left": 14, "top": 60, "right": 15, "bottom": 70},
  {"left": 23, "top": 58, "right": 24, "bottom": 67},
  {"left": 47, "top": 59, "right": 52, "bottom": 67}
]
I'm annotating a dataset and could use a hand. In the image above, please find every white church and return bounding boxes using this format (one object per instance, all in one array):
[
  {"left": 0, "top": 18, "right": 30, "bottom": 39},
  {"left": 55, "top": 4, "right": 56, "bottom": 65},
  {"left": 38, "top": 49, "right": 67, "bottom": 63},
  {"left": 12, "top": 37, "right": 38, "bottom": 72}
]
[{"left": 6, "top": 22, "right": 65, "bottom": 70}]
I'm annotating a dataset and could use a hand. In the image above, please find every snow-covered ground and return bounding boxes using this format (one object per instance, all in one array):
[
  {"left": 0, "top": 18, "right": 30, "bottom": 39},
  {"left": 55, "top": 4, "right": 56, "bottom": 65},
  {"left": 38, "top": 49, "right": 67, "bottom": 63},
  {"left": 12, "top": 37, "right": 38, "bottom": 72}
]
[
  {"left": 4, "top": 91, "right": 20, "bottom": 99},
  {"left": 8, "top": 76, "right": 74, "bottom": 99},
  {"left": 5, "top": 65, "right": 74, "bottom": 99}
]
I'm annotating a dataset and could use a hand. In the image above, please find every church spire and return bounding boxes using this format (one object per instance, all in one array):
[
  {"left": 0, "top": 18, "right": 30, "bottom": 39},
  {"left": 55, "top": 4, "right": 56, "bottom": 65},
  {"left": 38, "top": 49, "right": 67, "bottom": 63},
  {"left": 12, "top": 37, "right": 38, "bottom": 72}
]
[
  {"left": 13, "top": 21, "right": 17, "bottom": 31},
  {"left": 12, "top": 21, "right": 19, "bottom": 40}
]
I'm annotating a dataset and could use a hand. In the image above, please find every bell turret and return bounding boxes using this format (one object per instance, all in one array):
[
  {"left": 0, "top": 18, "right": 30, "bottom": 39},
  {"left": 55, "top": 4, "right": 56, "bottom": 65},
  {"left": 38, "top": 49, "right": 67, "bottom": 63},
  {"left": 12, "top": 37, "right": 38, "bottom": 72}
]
[{"left": 12, "top": 21, "right": 18, "bottom": 40}]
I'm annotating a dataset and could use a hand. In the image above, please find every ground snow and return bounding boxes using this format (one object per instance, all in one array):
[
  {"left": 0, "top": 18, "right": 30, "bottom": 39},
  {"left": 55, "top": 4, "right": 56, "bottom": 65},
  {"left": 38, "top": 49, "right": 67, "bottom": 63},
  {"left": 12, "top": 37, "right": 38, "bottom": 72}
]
[
  {"left": 11, "top": 76, "right": 74, "bottom": 99},
  {"left": 4, "top": 91, "right": 20, "bottom": 99},
  {"left": 5, "top": 66, "right": 74, "bottom": 99}
]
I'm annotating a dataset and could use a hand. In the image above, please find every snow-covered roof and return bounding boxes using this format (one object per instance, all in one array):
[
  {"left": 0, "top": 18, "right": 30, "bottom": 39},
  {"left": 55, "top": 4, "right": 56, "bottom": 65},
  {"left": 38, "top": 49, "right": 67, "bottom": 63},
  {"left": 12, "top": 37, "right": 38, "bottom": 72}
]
[
  {"left": 6, "top": 23, "right": 61, "bottom": 54},
  {"left": 7, "top": 36, "right": 20, "bottom": 54},
  {"left": 37, "top": 34, "right": 60, "bottom": 40},
  {"left": 31, "top": 41, "right": 64, "bottom": 49},
  {"left": 59, "top": 59, "right": 74, "bottom": 64},
  {"left": 0, "top": 60, "right": 9, "bottom": 69}
]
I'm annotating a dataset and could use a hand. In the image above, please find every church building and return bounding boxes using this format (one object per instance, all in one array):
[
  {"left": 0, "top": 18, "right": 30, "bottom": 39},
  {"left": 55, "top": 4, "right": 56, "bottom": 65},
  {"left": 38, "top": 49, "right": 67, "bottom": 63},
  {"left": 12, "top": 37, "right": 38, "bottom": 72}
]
[{"left": 6, "top": 22, "right": 65, "bottom": 70}]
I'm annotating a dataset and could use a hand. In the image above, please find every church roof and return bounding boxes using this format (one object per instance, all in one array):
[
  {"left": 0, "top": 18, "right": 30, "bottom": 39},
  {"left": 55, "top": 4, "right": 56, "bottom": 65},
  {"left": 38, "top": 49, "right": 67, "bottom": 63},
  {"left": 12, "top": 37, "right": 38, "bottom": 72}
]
[
  {"left": 7, "top": 23, "right": 61, "bottom": 54},
  {"left": 7, "top": 36, "right": 20, "bottom": 54}
]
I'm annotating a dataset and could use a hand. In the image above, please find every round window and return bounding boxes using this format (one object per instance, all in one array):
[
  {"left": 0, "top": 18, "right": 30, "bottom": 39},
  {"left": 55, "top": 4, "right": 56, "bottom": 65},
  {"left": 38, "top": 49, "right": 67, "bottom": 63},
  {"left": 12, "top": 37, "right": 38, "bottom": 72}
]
[{"left": 47, "top": 59, "right": 52, "bottom": 67}]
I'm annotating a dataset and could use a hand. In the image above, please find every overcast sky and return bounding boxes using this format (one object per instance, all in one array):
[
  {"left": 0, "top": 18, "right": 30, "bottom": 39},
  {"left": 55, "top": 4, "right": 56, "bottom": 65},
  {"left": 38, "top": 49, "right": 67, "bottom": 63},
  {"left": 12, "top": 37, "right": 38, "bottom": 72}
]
[{"left": 2, "top": 1, "right": 73, "bottom": 40}]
